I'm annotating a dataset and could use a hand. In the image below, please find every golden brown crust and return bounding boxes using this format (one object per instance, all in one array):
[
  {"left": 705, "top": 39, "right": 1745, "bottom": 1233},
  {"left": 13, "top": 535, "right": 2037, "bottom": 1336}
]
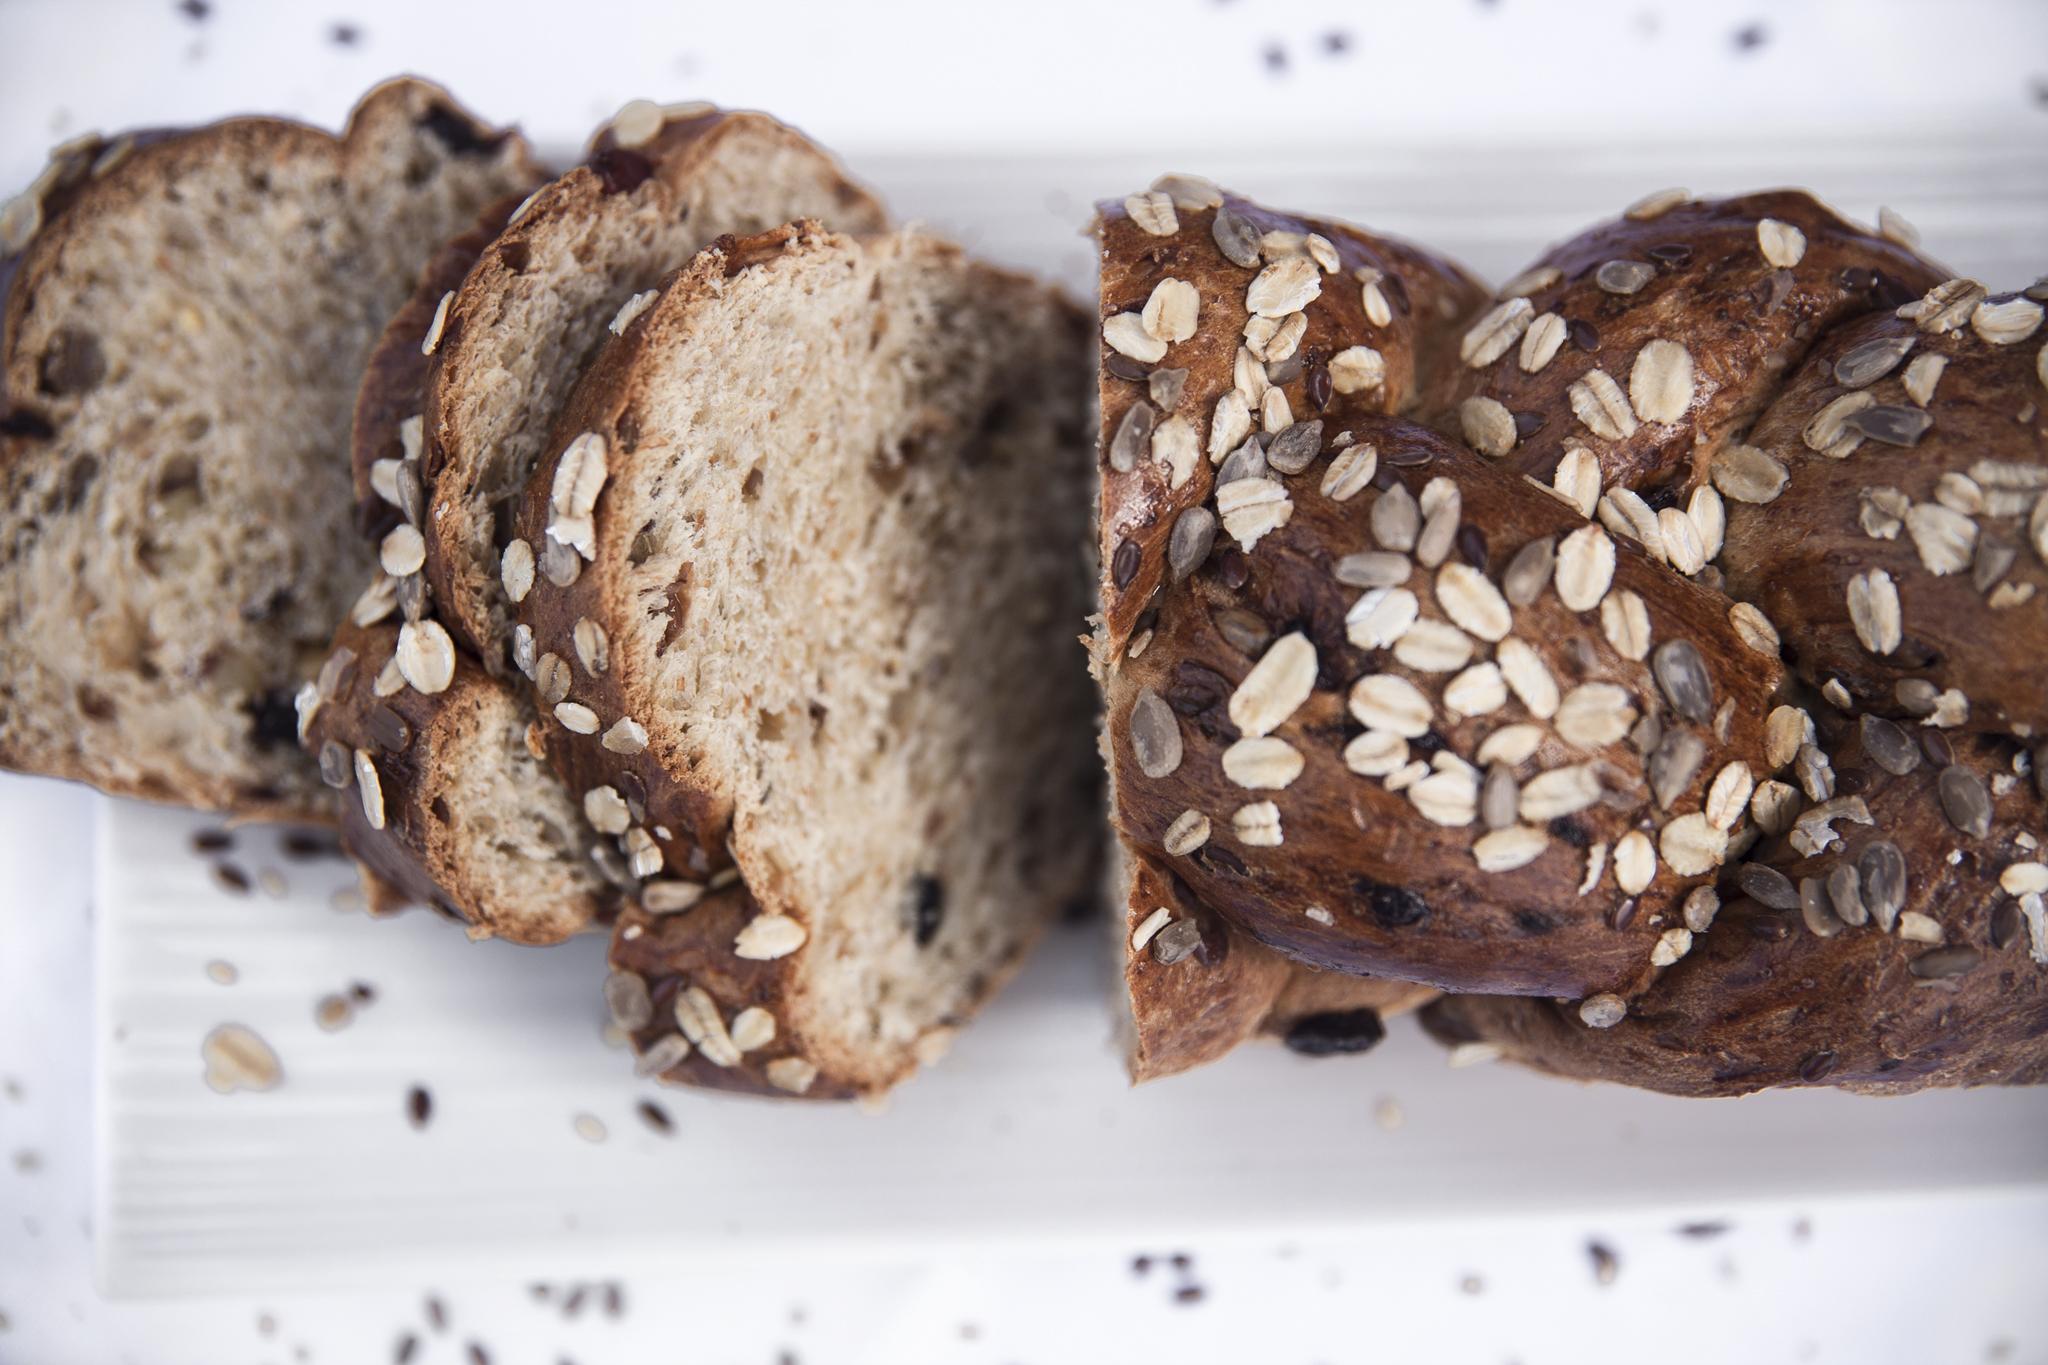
[
  {"left": 1423, "top": 724, "right": 2048, "bottom": 1096},
  {"left": 417, "top": 112, "right": 887, "bottom": 665},
  {"left": 1430, "top": 190, "right": 1943, "bottom": 500},
  {"left": 299, "top": 620, "right": 612, "bottom": 944},
  {"left": 1721, "top": 297, "right": 2048, "bottom": 736}
]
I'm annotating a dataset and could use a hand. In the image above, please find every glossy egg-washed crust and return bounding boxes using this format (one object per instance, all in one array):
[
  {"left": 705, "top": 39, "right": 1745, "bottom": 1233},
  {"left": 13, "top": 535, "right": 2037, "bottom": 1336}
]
[
  {"left": 415, "top": 110, "right": 887, "bottom": 666},
  {"left": 1721, "top": 297, "right": 2048, "bottom": 736},
  {"left": 1424, "top": 723, "right": 2048, "bottom": 1095},
  {"left": 300, "top": 620, "right": 614, "bottom": 944},
  {"left": 1430, "top": 190, "right": 1943, "bottom": 500},
  {"left": 1096, "top": 189, "right": 1791, "bottom": 1002},
  {"left": 1120, "top": 848, "right": 1437, "bottom": 1082}
]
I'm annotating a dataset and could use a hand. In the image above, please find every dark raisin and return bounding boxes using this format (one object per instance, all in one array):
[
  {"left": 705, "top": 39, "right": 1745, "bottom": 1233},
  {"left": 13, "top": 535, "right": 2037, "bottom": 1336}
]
[
  {"left": 0, "top": 407, "right": 56, "bottom": 439},
  {"left": 1306, "top": 361, "right": 1333, "bottom": 411},
  {"left": 911, "top": 874, "right": 945, "bottom": 946},
  {"left": 1357, "top": 877, "right": 1428, "bottom": 928},
  {"left": 1380, "top": 272, "right": 1410, "bottom": 313},
  {"left": 1282, "top": 1009, "right": 1386, "bottom": 1057},
  {"left": 245, "top": 688, "right": 301, "bottom": 750},
  {"left": 1511, "top": 410, "right": 1546, "bottom": 440},
  {"left": 1201, "top": 844, "right": 1248, "bottom": 876},
  {"left": 1566, "top": 318, "right": 1599, "bottom": 351},
  {"left": 1513, "top": 909, "right": 1557, "bottom": 935},
  {"left": 418, "top": 104, "right": 506, "bottom": 157},
  {"left": 591, "top": 147, "right": 653, "bottom": 194},
  {"left": 407, "top": 1086, "right": 433, "bottom": 1128},
  {"left": 1455, "top": 523, "right": 1488, "bottom": 571},
  {"left": 1212, "top": 548, "right": 1251, "bottom": 590},
  {"left": 1797, "top": 1050, "right": 1838, "bottom": 1083}
]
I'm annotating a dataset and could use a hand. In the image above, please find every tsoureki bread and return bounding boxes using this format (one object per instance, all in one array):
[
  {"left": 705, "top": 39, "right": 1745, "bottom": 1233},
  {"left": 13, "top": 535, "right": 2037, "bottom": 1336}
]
[{"left": 0, "top": 79, "right": 537, "bottom": 818}]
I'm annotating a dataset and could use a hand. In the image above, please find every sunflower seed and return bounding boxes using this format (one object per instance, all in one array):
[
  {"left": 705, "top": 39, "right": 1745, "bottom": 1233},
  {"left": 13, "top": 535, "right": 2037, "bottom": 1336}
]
[
  {"left": 1104, "top": 312, "right": 1167, "bottom": 363},
  {"left": 1461, "top": 298, "right": 1534, "bottom": 368},
  {"left": 1266, "top": 419, "right": 1323, "bottom": 475},
  {"left": 1556, "top": 524, "right": 1616, "bottom": 612},
  {"left": 1165, "top": 507, "right": 1216, "bottom": 582},
  {"left": 353, "top": 748, "right": 385, "bottom": 829},
  {"left": 1737, "top": 862, "right": 1800, "bottom": 912},
  {"left": 1349, "top": 674, "right": 1434, "bottom": 736},
  {"left": 1444, "top": 662, "right": 1508, "bottom": 718},
  {"left": 1846, "top": 568, "right": 1902, "bottom": 654},
  {"left": 1937, "top": 765, "right": 1992, "bottom": 837},
  {"left": 1826, "top": 862, "right": 1869, "bottom": 927},
  {"left": 1834, "top": 333, "right": 1916, "bottom": 388},
  {"left": 1124, "top": 190, "right": 1179, "bottom": 236},
  {"left": 1728, "top": 602, "right": 1779, "bottom": 655},
  {"left": 1844, "top": 404, "right": 1932, "bottom": 447},
  {"left": 1211, "top": 203, "right": 1263, "bottom": 266},
  {"left": 1409, "top": 769, "right": 1479, "bottom": 826},
  {"left": 541, "top": 536, "right": 582, "bottom": 586},
  {"left": 1487, "top": 539, "right": 1553, "bottom": 611},
  {"left": 1329, "top": 345, "right": 1386, "bottom": 395},
  {"left": 1343, "top": 729, "right": 1410, "bottom": 776},
  {"left": 1904, "top": 502, "right": 1977, "bottom": 575},
  {"left": 1229, "top": 632, "right": 1318, "bottom": 737},
  {"left": 1897, "top": 278, "right": 1986, "bottom": 334},
  {"left": 1628, "top": 339, "right": 1695, "bottom": 425},
  {"left": 1801, "top": 877, "right": 1842, "bottom": 937},
  {"left": 1147, "top": 368, "right": 1188, "bottom": 412},
  {"left": 1710, "top": 443, "right": 1787, "bottom": 504},
  {"left": 1971, "top": 296, "right": 2044, "bottom": 345},
  {"left": 1480, "top": 763, "right": 1522, "bottom": 830},
  {"left": 1520, "top": 764, "right": 1603, "bottom": 820},
  {"left": 1108, "top": 400, "right": 1154, "bottom": 473},
  {"left": 1372, "top": 480, "right": 1420, "bottom": 551},
  {"left": 1233, "top": 801, "right": 1284, "bottom": 846},
  {"left": 1652, "top": 639, "right": 1714, "bottom": 724},
  {"left": 1345, "top": 587, "right": 1419, "bottom": 649},
  {"left": 1247, "top": 258, "right": 1321, "bottom": 318},
  {"left": 1648, "top": 729, "right": 1707, "bottom": 810},
  {"left": 1909, "top": 946, "right": 1981, "bottom": 980},
  {"left": 1755, "top": 218, "right": 1806, "bottom": 267},
  {"left": 1335, "top": 552, "right": 1411, "bottom": 591},
  {"left": 1552, "top": 447, "right": 1603, "bottom": 516},
  {"left": 395, "top": 620, "right": 455, "bottom": 695},
  {"left": 1223, "top": 736, "right": 1304, "bottom": 790},
  {"left": 1474, "top": 824, "right": 1549, "bottom": 872},
  {"left": 1130, "top": 688, "right": 1183, "bottom": 777},
  {"left": 1458, "top": 396, "right": 1518, "bottom": 457},
  {"left": 1613, "top": 831, "right": 1656, "bottom": 893},
  {"left": 1596, "top": 259, "right": 1655, "bottom": 294},
  {"left": 1216, "top": 476, "right": 1294, "bottom": 551}
]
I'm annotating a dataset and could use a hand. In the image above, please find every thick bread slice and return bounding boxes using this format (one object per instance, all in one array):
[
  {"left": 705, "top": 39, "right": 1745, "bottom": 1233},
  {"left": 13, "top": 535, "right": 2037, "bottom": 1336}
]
[
  {"left": 1114, "top": 844, "right": 1435, "bottom": 1082},
  {"left": 300, "top": 620, "right": 611, "bottom": 944},
  {"left": 512, "top": 222, "right": 1100, "bottom": 1099},
  {"left": 1423, "top": 723, "right": 2048, "bottom": 1096},
  {"left": 1429, "top": 190, "right": 1941, "bottom": 500},
  {"left": 418, "top": 107, "right": 888, "bottom": 667},
  {"left": 0, "top": 79, "right": 536, "bottom": 817}
]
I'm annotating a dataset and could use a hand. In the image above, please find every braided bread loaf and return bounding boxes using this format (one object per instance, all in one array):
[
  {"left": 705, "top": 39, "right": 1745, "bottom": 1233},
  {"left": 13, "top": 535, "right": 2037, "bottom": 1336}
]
[{"left": 1096, "top": 176, "right": 2046, "bottom": 1091}]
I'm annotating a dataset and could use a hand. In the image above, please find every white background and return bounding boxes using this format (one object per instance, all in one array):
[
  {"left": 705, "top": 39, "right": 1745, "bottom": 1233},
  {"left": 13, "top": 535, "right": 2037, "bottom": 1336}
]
[{"left": 4, "top": 1, "right": 2048, "bottom": 1363}]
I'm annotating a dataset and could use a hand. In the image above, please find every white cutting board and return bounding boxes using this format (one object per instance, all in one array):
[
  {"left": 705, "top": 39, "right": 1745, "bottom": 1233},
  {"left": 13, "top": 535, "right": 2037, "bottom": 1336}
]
[{"left": 95, "top": 791, "right": 2048, "bottom": 1297}]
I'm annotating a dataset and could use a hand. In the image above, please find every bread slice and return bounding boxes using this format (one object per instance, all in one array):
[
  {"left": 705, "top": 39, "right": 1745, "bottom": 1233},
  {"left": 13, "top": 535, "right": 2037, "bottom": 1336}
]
[
  {"left": 511, "top": 222, "right": 1100, "bottom": 1098},
  {"left": 324, "top": 106, "right": 886, "bottom": 942},
  {"left": 0, "top": 79, "right": 536, "bottom": 817},
  {"left": 299, "top": 619, "right": 612, "bottom": 944},
  {"left": 416, "top": 106, "right": 888, "bottom": 667}
]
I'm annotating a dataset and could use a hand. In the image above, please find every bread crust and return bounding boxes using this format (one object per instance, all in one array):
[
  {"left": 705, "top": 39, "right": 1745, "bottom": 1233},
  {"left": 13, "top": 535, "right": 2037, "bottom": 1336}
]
[
  {"left": 0, "top": 79, "right": 535, "bottom": 818},
  {"left": 1423, "top": 723, "right": 2048, "bottom": 1095},
  {"left": 1430, "top": 190, "right": 1943, "bottom": 500},
  {"left": 417, "top": 111, "right": 887, "bottom": 666},
  {"left": 1721, "top": 297, "right": 2048, "bottom": 736}
]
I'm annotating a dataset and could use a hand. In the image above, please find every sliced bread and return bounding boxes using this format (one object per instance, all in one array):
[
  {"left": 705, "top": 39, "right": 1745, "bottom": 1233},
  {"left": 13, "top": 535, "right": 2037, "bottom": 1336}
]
[
  {"left": 0, "top": 79, "right": 536, "bottom": 816},
  {"left": 416, "top": 105, "right": 888, "bottom": 667},
  {"left": 514, "top": 222, "right": 1100, "bottom": 1098}
]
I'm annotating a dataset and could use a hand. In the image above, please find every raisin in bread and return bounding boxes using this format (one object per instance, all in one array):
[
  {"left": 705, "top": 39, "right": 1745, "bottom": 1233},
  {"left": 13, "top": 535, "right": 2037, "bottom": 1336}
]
[
  {"left": 318, "top": 104, "right": 890, "bottom": 942},
  {"left": 0, "top": 79, "right": 536, "bottom": 817},
  {"left": 414, "top": 104, "right": 887, "bottom": 667},
  {"left": 299, "top": 620, "right": 611, "bottom": 942},
  {"left": 506, "top": 222, "right": 1099, "bottom": 1098},
  {"left": 1423, "top": 720, "right": 2048, "bottom": 1095}
]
